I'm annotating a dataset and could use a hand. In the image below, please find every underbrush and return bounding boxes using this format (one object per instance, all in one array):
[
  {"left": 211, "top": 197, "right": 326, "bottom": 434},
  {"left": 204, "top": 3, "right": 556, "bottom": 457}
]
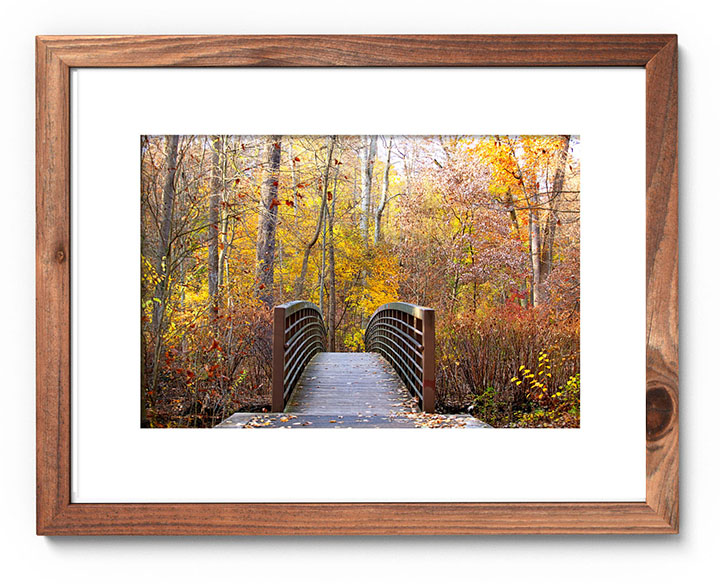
[
  {"left": 436, "top": 304, "right": 579, "bottom": 428},
  {"left": 143, "top": 305, "right": 273, "bottom": 428}
]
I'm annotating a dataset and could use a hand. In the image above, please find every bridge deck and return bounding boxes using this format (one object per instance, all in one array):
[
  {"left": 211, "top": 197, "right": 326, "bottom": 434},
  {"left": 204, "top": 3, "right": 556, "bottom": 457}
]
[
  {"left": 216, "top": 352, "right": 491, "bottom": 428},
  {"left": 285, "top": 352, "right": 417, "bottom": 416}
]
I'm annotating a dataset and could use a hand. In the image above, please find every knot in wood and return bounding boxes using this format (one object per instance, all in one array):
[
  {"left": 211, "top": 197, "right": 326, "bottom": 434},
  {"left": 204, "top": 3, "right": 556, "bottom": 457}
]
[{"left": 646, "top": 386, "right": 675, "bottom": 441}]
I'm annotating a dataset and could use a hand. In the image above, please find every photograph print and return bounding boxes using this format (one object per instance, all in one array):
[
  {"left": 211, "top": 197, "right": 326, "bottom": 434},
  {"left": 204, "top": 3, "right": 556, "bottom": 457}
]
[{"left": 140, "top": 135, "right": 580, "bottom": 429}]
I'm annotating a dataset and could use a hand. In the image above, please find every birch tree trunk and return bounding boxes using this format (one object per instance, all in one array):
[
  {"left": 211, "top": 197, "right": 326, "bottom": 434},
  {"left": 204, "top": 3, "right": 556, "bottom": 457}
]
[
  {"left": 218, "top": 136, "right": 229, "bottom": 292},
  {"left": 255, "top": 136, "right": 282, "bottom": 306},
  {"left": 539, "top": 135, "right": 571, "bottom": 287},
  {"left": 208, "top": 136, "right": 221, "bottom": 300},
  {"left": 328, "top": 166, "right": 339, "bottom": 351},
  {"left": 529, "top": 195, "right": 542, "bottom": 308},
  {"left": 509, "top": 140, "right": 542, "bottom": 308},
  {"left": 360, "top": 135, "right": 377, "bottom": 245},
  {"left": 359, "top": 135, "right": 377, "bottom": 327},
  {"left": 373, "top": 137, "right": 392, "bottom": 245}
]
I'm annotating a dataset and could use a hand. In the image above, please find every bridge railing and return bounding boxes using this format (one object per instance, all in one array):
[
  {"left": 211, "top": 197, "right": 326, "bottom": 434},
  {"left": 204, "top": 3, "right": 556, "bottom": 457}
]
[
  {"left": 365, "top": 302, "right": 435, "bottom": 413},
  {"left": 272, "top": 301, "right": 327, "bottom": 412}
]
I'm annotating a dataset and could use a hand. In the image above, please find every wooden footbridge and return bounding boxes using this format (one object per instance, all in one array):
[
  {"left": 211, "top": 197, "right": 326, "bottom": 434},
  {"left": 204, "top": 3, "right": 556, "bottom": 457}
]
[{"left": 218, "top": 301, "right": 488, "bottom": 429}]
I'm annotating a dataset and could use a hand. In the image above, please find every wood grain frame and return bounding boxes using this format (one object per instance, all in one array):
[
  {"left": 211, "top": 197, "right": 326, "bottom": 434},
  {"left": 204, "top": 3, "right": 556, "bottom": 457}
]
[{"left": 36, "top": 35, "right": 678, "bottom": 535}]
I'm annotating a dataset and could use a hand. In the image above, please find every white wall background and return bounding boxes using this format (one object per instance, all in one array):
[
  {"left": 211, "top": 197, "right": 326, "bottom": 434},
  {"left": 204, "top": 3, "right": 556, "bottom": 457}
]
[{"left": 0, "top": 1, "right": 715, "bottom": 582}]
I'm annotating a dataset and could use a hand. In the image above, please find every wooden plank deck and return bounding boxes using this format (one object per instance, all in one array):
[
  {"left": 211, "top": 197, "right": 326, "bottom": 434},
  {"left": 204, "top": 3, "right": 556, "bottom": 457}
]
[
  {"left": 285, "top": 352, "right": 417, "bottom": 416},
  {"left": 216, "top": 352, "right": 491, "bottom": 428}
]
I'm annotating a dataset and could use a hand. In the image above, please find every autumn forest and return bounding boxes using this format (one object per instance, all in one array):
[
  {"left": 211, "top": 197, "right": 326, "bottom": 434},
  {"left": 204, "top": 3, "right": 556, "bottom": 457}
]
[{"left": 141, "top": 134, "right": 580, "bottom": 428}]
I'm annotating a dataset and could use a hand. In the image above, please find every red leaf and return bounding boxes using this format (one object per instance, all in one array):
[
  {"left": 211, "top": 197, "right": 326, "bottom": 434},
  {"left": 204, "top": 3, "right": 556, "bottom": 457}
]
[
  {"left": 327, "top": 191, "right": 333, "bottom": 201},
  {"left": 269, "top": 198, "right": 280, "bottom": 209},
  {"left": 241, "top": 143, "right": 246, "bottom": 150},
  {"left": 285, "top": 200, "right": 295, "bottom": 207},
  {"left": 258, "top": 284, "right": 266, "bottom": 290},
  {"left": 272, "top": 180, "right": 279, "bottom": 187},
  {"left": 294, "top": 156, "right": 300, "bottom": 162},
  {"left": 235, "top": 178, "right": 240, "bottom": 185}
]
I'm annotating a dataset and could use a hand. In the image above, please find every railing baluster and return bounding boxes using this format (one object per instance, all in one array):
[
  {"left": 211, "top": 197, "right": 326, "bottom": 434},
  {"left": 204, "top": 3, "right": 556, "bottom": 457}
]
[
  {"left": 272, "top": 301, "right": 327, "bottom": 412},
  {"left": 365, "top": 302, "right": 435, "bottom": 412}
]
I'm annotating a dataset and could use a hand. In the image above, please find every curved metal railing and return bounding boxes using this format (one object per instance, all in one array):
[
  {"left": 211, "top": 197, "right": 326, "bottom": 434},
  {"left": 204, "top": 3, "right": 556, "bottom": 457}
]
[
  {"left": 272, "top": 301, "right": 327, "bottom": 411},
  {"left": 365, "top": 302, "right": 435, "bottom": 413}
]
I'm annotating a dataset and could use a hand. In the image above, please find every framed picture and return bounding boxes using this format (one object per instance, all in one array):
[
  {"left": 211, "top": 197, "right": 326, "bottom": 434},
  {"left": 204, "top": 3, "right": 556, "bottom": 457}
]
[{"left": 36, "top": 34, "right": 678, "bottom": 534}]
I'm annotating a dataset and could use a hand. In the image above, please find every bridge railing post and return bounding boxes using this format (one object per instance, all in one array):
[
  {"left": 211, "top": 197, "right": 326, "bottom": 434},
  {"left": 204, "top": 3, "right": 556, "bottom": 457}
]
[
  {"left": 421, "top": 308, "right": 436, "bottom": 413},
  {"left": 271, "top": 305, "right": 286, "bottom": 412}
]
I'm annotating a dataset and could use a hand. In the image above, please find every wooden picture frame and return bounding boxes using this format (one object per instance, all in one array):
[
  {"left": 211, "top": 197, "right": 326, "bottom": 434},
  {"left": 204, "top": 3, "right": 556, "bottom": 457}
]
[{"left": 36, "top": 34, "right": 678, "bottom": 535}]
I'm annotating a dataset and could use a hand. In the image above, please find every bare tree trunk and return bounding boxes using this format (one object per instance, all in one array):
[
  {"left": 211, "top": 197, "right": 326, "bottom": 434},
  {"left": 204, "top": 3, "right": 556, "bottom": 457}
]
[
  {"left": 508, "top": 140, "right": 541, "bottom": 308},
  {"left": 278, "top": 239, "right": 284, "bottom": 303},
  {"left": 208, "top": 136, "right": 221, "bottom": 301},
  {"left": 504, "top": 187, "right": 521, "bottom": 233},
  {"left": 294, "top": 136, "right": 336, "bottom": 297},
  {"left": 288, "top": 137, "right": 299, "bottom": 228},
  {"left": 255, "top": 136, "right": 282, "bottom": 306},
  {"left": 318, "top": 206, "right": 327, "bottom": 312},
  {"left": 374, "top": 137, "right": 392, "bottom": 245},
  {"left": 539, "top": 135, "right": 571, "bottom": 288},
  {"left": 360, "top": 135, "right": 377, "bottom": 246},
  {"left": 328, "top": 166, "right": 339, "bottom": 351},
  {"left": 503, "top": 187, "right": 528, "bottom": 307},
  {"left": 152, "top": 134, "right": 179, "bottom": 331},
  {"left": 402, "top": 138, "right": 415, "bottom": 199},
  {"left": 150, "top": 134, "right": 179, "bottom": 401},
  {"left": 529, "top": 197, "right": 542, "bottom": 308}
]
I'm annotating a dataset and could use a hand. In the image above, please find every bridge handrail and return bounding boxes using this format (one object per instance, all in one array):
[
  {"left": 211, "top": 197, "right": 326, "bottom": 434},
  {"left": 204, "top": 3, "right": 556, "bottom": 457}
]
[
  {"left": 365, "top": 301, "right": 435, "bottom": 413},
  {"left": 272, "top": 301, "right": 327, "bottom": 411}
]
